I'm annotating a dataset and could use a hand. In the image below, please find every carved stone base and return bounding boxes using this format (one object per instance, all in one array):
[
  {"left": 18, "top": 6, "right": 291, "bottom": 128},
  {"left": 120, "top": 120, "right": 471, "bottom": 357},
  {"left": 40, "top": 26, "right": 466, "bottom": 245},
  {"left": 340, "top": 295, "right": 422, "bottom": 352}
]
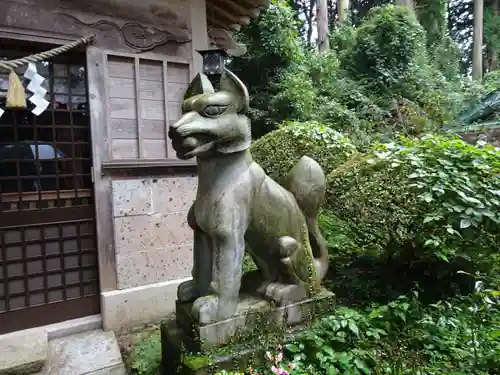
[
  {"left": 161, "top": 290, "right": 335, "bottom": 374},
  {"left": 161, "top": 320, "right": 254, "bottom": 375},
  {"left": 176, "top": 289, "right": 335, "bottom": 350}
]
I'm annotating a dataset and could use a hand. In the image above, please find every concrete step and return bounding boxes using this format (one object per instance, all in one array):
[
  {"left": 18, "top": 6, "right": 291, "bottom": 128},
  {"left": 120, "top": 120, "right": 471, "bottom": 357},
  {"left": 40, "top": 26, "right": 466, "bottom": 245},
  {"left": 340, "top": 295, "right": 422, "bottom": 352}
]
[
  {"left": 0, "top": 328, "right": 47, "bottom": 375},
  {"left": 35, "top": 330, "right": 127, "bottom": 375},
  {"left": 0, "top": 316, "right": 126, "bottom": 375}
]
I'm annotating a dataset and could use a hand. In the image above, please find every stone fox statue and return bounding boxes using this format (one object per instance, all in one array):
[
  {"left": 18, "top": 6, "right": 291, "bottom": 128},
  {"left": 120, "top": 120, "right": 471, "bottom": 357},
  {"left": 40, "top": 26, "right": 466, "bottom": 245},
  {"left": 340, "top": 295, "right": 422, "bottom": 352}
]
[{"left": 168, "top": 69, "right": 329, "bottom": 325}]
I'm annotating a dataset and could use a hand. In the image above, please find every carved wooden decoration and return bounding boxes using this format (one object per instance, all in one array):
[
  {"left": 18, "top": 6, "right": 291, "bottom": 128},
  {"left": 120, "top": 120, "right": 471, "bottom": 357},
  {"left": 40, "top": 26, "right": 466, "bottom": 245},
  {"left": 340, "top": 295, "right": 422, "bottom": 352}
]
[
  {"left": 57, "top": 13, "right": 191, "bottom": 52},
  {"left": 208, "top": 28, "right": 247, "bottom": 56}
]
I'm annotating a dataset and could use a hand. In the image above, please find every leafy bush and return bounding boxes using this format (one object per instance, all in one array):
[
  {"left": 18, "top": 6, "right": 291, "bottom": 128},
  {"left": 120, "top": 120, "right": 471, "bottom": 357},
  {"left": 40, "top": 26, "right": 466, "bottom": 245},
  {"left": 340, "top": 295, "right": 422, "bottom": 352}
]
[
  {"left": 339, "top": 5, "right": 473, "bottom": 128},
  {"left": 269, "top": 51, "right": 339, "bottom": 123},
  {"left": 326, "top": 135, "right": 500, "bottom": 299},
  {"left": 286, "top": 274, "right": 500, "bottom": 374},
  {"left": 265, "top": 5, "right": 481, "bottom": 148},
  {"left": 250, "top": 121, "right": 357, "bottom": 185},
  {"left": 287, "top": 306, "right": 384, "bottom": 373},
  {"left": 483, "top": 70, "right": 500, "bottom": 92},
  {"left": 127, "top": 330, "right": 161, "bottom": 375},
  {"left": 342, "top": 5, "right": 427, "bottom": 90},
  {"left": 229, "top": 0, "right": 304, "bottom": 138}
]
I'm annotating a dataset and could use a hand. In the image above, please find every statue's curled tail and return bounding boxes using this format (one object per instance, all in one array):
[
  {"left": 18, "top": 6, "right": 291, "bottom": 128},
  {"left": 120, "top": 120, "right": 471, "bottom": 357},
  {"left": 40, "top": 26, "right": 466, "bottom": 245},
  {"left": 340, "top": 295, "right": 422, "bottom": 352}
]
[{"left": 285, "top": 156, "right": 329, "bottom": 280}]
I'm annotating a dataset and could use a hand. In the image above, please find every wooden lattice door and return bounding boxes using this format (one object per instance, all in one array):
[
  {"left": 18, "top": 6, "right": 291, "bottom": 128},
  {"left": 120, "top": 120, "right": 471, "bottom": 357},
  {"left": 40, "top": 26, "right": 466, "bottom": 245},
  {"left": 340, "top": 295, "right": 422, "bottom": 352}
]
[{"left": 0, "top": 41, "right": 100, "bottom": 334}]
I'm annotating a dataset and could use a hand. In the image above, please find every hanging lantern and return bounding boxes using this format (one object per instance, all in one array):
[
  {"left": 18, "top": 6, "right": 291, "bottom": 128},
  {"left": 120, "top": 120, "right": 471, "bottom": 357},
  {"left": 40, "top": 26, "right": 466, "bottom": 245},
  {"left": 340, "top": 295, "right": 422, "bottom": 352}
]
[{"left": 197, "top": 48, "right": 228, "bottom": 76}]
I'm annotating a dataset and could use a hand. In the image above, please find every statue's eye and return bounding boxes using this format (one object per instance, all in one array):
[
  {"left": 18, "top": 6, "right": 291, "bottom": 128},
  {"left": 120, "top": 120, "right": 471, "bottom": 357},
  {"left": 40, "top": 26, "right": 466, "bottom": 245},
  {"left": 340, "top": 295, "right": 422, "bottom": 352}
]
[{"left": 203, "top": 105, "right": 228, "bottom": 117}]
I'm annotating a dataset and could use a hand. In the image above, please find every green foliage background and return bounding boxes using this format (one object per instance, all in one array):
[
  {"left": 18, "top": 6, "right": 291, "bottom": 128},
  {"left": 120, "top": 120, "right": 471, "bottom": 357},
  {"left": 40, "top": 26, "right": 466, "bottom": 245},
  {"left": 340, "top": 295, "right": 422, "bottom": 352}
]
[
  {"left": 238, "top": 2, "right": 500, "bottom": 374},
  {"left": 250, "top": 121, "right": 357, "bottom": 185},
  {"left": 127, "top": 2, "right": 500, "bottom": 375}
]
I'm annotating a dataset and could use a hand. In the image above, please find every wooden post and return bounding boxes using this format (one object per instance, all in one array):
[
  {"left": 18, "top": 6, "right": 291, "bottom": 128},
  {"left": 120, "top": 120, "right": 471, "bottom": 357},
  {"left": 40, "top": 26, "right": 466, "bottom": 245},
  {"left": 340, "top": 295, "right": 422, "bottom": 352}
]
[
  {"left": 317, "top": 0, "right": 330, "bottom": 52},
  {"left": 472, "top": 0, "right": 484, "bottom": 80},
  {"left": 86, "top": 46, "right": 118, "bottom": 292},
  {"left": 189, "top": 0, "right": 209, "bottom": 77}
]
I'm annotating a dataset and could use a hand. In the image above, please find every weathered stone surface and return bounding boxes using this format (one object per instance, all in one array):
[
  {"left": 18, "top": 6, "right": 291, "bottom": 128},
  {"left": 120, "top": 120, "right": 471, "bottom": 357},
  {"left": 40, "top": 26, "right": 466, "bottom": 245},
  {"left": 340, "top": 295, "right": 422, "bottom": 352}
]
[
  {"left": 116, "top": 245, "right": 192, "bottom": 289},
  {"left": 0, "top": 328, "right": 47, "bottom": 375},
  {"left": 111, "top": 176, "right": 197, "bottom": 290},
  {"left": 114, "top": 212, "right": 192, "bottom": 255},
  {"left": 176, "top": 290, "right": 335, "bottom": 350},
  {"left": 45, "top": 315, "right": 102, "bottom": 341},
  {"left": 102, "top": 277, "right": 187, "bottom": 333},
  {"left": 161, "top": 291, "right": 335, "bottom": 374},
  {"left": 112, "top": 179, "right": 152, "bottom": 218},
  {"left": 167, "top": 69, "right": 330, "bottom": 347},
  {"left": 84, "top": 364, "right": 128, "bottom": 375},
  {"left": 161, "top": 320, "right": 255, "bottom": 375},
  {"left": 112, "top": 176, "right": 198, "bottom": 219},
  {"left": 151, "top": 176, "right": 197, "bottom": 214},
  {"left": 37, "top": 330, "right": 125, "bottom": 375}
]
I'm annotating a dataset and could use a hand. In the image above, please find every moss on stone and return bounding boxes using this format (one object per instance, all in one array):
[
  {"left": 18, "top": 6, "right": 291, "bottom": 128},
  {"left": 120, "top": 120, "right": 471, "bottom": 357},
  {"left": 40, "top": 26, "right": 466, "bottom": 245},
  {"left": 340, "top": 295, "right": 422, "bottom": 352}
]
[{"left": 183, "top": 354, "right": 212, "bottom": 370}]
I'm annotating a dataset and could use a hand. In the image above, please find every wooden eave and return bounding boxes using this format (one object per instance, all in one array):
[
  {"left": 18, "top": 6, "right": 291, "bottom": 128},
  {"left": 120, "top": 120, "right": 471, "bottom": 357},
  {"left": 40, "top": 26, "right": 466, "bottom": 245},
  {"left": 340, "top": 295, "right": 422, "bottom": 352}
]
[{"left": 206, "top": 0, "right": 270, "bottom": 32}]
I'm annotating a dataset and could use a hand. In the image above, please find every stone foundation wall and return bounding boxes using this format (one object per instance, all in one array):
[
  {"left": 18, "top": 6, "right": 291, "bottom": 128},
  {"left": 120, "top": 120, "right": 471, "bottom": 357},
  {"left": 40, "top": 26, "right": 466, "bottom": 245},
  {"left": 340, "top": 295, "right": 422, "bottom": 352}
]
[{"left": 111, "top": 175, "right": 196, "bottom": 289}]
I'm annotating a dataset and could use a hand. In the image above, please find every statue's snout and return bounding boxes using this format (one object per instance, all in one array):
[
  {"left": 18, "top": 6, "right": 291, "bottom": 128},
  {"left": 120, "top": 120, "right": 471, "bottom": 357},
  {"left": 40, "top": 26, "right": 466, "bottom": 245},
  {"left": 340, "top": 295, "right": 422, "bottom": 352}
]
[
  {"left": 168, "top": 112, "right": 193, "bottom": 143},
  {"left": 170, "top": 111, "right": 212, "bottom": 140},
  {"left": 170, "top": 112, "right": 194, "bottom": 131}
]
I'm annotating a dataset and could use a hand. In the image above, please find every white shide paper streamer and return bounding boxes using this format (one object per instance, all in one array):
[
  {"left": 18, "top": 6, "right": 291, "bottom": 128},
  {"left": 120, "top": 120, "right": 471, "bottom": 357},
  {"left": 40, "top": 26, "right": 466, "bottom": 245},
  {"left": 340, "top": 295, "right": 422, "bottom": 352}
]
[
  {"left": 25, "top": 62, "right": 50, "bottom": 116},
  {"left": 0, "top": 62, "right": 50, "bottom": 119}
]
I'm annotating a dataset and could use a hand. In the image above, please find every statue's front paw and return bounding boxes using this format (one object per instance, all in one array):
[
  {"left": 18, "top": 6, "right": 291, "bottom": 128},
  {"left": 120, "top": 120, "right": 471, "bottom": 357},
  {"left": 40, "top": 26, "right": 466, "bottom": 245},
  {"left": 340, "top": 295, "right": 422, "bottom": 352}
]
[
  {"left": 191, "top": 295, "right": 219, "bottom": 325},
  {"left": 178, "top": 280, "right": 199, "bottom": 303}
]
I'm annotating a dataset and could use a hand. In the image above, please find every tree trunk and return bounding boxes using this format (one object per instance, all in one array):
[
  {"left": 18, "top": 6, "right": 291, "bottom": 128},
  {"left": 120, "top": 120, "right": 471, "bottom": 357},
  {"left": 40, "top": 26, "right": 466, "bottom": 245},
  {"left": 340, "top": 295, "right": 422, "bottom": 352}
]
[
  {"left": 307, "top": 0, "right": 317, "bottom": 46},
  {"left": 395, "top": 0, "right": 414, "bottom": 9},
  {"left": 337, "top": 0, "right": 348, "bottom": 25},
  {"left": 317, "top": 0, "right": 330, "bottom": 52},
  {"left": 472, "top": 0, "right": 484, "bottom": 80},
  {"left": 490, "top": 0, "right": 498, "bottom": 71}
]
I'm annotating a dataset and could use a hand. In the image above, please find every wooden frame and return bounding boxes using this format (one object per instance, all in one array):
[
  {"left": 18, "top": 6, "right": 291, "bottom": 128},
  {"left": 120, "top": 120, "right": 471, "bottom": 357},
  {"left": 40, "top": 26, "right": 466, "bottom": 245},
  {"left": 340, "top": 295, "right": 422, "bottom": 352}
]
[
  {"left": 100, "top": 49, "right": 192, "bottom": 65},
  {"left": 87, "top": 46, "right": 118, "bottom": 292},
  {"left": 134, "top": 57, "right": 144, "bottom": 159},
  {"left": 190, "top": 0, "right": 209, "bottom": 78},
  {"left": 0, "top": 39, "right": 102, "bottom": 332},
  {"left": 102, "top": 49, "right": 194, "bottom": 164},
  {"left": 1, "top": 189, "right": 93, "bottom": 203},
  {"left": 0, "top": 26, "right": 80, "bottom": 46},
  {"left": 162, "top": 60, "right": 171, "bottom": 158},
  {"left": 0, "top": 0, "right": 206, "bottom": 298}
]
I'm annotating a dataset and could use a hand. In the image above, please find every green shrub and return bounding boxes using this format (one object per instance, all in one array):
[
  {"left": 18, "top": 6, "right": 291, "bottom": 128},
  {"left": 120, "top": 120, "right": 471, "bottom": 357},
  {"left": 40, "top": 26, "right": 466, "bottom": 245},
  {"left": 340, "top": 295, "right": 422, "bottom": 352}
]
[
  {"left": 250, "top": 121, "right": 357, "bottom": 185},
  {"left": 127, "top": 329, "right": 161, "bottom": 375},
  {"left": 229, "top": 0, "right": 304, "bottom": 138},
  {"left": 340, "top": 5, "right": 468, "bottom": 127},
  {"left": 483, "top": 70, "right": 500, "bottom": 92},
  {"left": 287, "top": 274, "right": 500, "bottom": 374},
  {"left": 327, "top": 135, "right": 500, "bottom": 285},
  {"left": 343, "top": 5, "right": 427, "bottom": 90},
  {"left": 267, "top": 5, "right": 474, "bottom": 147},
  {"left": 269, "top": 51, "right": 339, "bottom": 124}
]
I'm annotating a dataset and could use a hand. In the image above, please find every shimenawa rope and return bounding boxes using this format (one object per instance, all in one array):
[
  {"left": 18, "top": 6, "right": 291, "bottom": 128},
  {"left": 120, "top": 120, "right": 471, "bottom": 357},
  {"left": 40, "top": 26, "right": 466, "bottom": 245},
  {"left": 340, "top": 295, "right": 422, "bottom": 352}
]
[{"left": 1, "top": 35, "right": 95, "bottom": 108}]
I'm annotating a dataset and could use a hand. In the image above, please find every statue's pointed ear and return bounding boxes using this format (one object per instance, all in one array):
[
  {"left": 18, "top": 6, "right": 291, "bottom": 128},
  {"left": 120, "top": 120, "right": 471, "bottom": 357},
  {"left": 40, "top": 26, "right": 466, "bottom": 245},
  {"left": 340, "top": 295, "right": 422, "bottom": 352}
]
[
  {"left": 220, "top": 69, "right": 249, "bottom": 113},
  {"left": 184, "top": 73, "right": 215, "bottom": 100}
]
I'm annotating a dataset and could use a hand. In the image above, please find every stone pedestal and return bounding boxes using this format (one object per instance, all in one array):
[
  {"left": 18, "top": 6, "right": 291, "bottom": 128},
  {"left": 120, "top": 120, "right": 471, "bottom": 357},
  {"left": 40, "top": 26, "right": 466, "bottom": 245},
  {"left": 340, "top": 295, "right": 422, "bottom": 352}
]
[{"left": 161, "top": 290, "right": 335, "bottom": 374}]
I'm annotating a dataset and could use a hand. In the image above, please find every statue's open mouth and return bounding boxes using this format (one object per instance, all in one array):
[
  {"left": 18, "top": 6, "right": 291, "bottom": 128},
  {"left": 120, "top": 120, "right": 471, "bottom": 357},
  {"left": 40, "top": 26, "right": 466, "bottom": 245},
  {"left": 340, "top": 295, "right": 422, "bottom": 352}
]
[{"left": 169, "top": 127, "right": 216, "bottom": 159}]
